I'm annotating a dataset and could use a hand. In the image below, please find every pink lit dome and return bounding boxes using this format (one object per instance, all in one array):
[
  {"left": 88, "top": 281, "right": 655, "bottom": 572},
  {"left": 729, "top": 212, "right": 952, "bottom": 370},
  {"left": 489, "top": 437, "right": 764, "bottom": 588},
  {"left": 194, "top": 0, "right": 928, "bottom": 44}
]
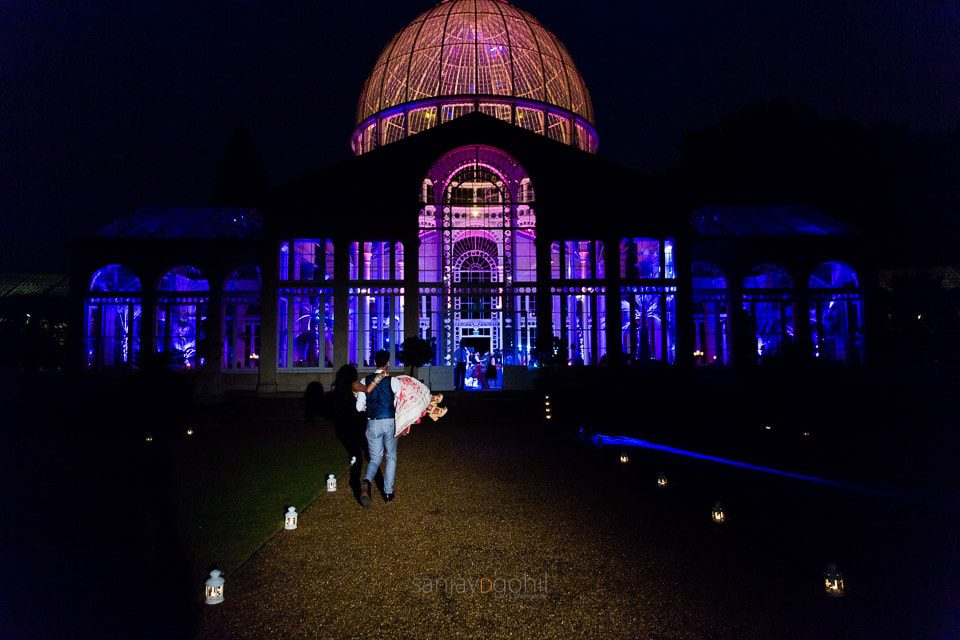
[{"left": 353, "top": 0, "right": 597, "bottom": 155}]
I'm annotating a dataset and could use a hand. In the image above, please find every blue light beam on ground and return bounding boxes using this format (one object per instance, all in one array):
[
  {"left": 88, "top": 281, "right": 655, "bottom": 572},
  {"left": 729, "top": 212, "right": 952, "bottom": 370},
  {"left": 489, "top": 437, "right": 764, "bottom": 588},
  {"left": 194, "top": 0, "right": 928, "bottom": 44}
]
[{"left": 591, "top": 433, "right": 893, "bottom": 496}]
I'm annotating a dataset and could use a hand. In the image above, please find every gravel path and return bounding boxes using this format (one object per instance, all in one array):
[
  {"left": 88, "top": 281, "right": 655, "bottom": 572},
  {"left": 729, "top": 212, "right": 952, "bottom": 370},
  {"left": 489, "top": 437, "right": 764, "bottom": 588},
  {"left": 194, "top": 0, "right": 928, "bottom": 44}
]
[
  {"left": 194, "top": 393, "right": 952, "bottom": 640},
  {"left": 194, "top": 395, "right": 723, "bottom": 640}
]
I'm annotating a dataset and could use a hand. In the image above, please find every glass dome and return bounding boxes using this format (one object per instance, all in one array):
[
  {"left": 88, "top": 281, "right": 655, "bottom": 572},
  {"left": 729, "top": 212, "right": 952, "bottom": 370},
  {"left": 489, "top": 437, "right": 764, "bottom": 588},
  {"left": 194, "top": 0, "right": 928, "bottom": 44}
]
[{"left": 353, "top": 0, "right": 598, "bottom": 155}]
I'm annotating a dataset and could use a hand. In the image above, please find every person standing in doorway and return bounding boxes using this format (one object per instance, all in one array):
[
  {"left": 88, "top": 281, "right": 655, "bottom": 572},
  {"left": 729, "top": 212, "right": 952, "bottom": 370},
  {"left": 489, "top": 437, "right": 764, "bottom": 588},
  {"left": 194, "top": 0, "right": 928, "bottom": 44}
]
[
  {"left": 354, "top": 349, "right": 397, "bottom": 506},
  {"left": 453, "top": 341, "right": 468, "bottom": 390}
]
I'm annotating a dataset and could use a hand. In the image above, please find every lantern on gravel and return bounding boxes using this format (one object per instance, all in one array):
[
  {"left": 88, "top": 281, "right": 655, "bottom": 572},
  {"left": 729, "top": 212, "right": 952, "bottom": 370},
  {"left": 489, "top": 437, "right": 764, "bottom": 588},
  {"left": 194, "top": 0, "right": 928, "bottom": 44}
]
[
  {"left": 711, "top": 502, "right": 726, "bottom": 524},
  {"left": 205, "top": 570, "right": 225, "bottom": 605},
  {"left": 284, "top": 506, "right": 298, "bottom": 530},
  {"left": 326, "top": 474, "right": 337, "bottom": 492},
  {"left": 657, "top": 472, "right": 668, "bottom": 488},
  {"left": 824, "top": 564, "right": 845, "bottom": 597}
]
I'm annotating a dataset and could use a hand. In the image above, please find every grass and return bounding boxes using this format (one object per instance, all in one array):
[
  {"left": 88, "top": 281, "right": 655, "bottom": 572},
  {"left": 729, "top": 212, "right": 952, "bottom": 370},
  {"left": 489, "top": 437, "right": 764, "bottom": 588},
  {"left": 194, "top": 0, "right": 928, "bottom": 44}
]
[{"left": 165, "top": 420, "right": 348, "bottom": 579}]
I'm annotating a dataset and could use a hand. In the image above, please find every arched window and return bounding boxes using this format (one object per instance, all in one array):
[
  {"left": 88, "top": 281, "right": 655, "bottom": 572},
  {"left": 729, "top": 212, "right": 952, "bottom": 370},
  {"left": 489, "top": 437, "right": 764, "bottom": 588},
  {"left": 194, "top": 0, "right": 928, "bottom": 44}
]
[
  {"left": 742, "top": 264, "right": 794, "bottom": 361},
  {"left": 418, "top": 145, "right": 537, "bottom": 371},
  {"left": 692, "top": 263, "right": 730, "bottom": 366},
  {"left": 224, "top": 266, "right": 261, "bottom": 370},
  {"left": 156, "top": 266, "right": 210, "bottom": 369},
  {"left": 809, "top": 262, "right": 864, "bottom": 363},
  {"left": 85, "top": 265, "right": 142, "bottom": 368}
]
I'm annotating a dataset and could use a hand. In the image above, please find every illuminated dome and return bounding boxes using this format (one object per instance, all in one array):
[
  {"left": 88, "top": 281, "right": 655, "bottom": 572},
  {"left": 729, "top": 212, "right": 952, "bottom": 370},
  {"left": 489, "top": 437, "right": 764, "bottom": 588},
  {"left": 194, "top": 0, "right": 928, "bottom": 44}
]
[{"left": 353, "top": 0, "right": 597, "bottom": 155}]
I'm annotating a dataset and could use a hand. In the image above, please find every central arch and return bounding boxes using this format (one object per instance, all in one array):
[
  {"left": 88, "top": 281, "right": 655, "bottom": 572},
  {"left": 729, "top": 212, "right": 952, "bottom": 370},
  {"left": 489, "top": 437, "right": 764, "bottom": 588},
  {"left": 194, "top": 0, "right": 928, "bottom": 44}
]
[{"left": 418, "top": 145, "right": 537, "bottom": 369}]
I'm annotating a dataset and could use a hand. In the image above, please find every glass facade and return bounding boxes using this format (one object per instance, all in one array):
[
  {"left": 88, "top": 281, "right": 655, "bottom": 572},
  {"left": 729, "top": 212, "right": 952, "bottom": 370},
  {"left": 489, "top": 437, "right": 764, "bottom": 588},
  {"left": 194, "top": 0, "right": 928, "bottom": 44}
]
[
  {"left": 85, "top": 264, "right": 142, "bottom": 368},
  {"left": 223, "top": 266, "right": 261, "bottom": 370},
  {"left": 156, "top": 266, "right": 210, "bottom": 369},
  {"left": 692, "top": 263, "right": 730, "bottom": 366},
  {"left": 278, "top": 288, "right": 334, "bottom": 369},
  {"left": 742, "top": 264, "right": 794, "bottom": 361},
  {"left": 420, "top": 145, "right": 539, "bottom": 372},
  {"left": 550, "top": 240, "right": 607, "bottom": 364},
  {"left": 809, "top": 262, "right": 864, "bottom": 363},
  {"left": 619, "top": 238, "right": 677, "bottom": 364},
  {"left": 349, "top": 288, "right": 404, "bottom": 367}
]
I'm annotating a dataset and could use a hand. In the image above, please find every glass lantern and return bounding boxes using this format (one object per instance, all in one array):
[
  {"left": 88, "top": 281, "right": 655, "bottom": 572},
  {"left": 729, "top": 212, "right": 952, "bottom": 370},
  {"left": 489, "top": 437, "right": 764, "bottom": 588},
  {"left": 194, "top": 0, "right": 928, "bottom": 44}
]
[
  {"left": 145, "top": 433, "right": 153, "bottom": 443},
  {"left": 657, "top": 472, "right": 668, "bottom": 488},
  {"left": 824, "top": 564, "right": 845, "bottom": 597},
  {"left": 326, "top": 474, "right": 337, "bottom": 492},
  {"left": 619, "top": 453, "right": 630, "bottom": 464},
  {"left": 205, "top": 570, "right": 225, "bottom": 605},
  {"left": 711, "top": 502, "right": 726, "bottom": 524},
  {"left": 284, "top": 506, "right": 298, "bottom": 530}
]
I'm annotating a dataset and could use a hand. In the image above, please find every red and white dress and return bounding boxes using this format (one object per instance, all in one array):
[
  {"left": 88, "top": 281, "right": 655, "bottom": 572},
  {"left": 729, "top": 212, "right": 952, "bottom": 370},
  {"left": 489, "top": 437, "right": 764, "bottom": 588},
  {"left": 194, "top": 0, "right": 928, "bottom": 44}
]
[
  {"left": 354, "top": 374, "right": 436, "bottom": 437},
  {"left": 391, "top": 375, "right": 434, "bottom": 437}
]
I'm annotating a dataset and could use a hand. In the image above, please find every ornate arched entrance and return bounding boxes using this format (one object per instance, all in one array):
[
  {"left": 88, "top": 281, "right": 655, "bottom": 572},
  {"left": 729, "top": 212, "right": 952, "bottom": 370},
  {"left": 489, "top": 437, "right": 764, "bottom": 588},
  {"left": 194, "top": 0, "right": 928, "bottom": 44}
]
[{"left": 418, "top": 146, "right": 537, "bottom": 375}]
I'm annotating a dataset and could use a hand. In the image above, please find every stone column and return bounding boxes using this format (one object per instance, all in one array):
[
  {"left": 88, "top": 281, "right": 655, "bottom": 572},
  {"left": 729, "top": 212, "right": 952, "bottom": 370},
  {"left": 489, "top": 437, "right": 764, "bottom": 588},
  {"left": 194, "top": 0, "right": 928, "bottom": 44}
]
[
  {"left": 333, "top": 236, "right": 350, "bottom": 368},
  {"left": 257, "top": 242, "right": 279, "bottom": 396}
]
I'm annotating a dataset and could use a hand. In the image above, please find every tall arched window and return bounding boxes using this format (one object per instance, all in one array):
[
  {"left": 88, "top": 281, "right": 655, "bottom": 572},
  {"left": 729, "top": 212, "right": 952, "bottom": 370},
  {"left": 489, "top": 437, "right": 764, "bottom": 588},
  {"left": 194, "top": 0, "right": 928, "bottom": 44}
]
[
  {"left": 85, "top": 265, "right": 142, "bottom": 368},
  {"left": 419, "top": 145, "right": 536, "bottom": 371},
  {"left": 156, "top": 266, "right": 210, "bottom": 369},
  {"left": 742, "top": 264, "right": 794, "bottom": 360},
  {"left": 809, "top": 262, "right": 864, "bottom": 363},
  {"left": 692, "top": 263, "right": 730, "bottom": 366},
  {"left": 224, "top": 266, "right": 261, "bottom": 370}
]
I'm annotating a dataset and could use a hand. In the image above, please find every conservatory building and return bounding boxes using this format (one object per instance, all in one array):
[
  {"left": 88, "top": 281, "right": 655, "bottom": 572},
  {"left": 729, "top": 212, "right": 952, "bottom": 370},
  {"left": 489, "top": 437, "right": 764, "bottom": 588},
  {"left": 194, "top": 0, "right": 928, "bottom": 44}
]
[{"left": 72, "top": 0, "right": 868, "bottom": 394}]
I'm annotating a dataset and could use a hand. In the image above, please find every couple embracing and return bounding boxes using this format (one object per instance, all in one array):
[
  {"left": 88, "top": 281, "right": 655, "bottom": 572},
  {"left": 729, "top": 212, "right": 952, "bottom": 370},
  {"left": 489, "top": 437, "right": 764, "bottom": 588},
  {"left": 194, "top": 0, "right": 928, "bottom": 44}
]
[{"left": 350, "top": 349, "right": 447, "bottom": 507}]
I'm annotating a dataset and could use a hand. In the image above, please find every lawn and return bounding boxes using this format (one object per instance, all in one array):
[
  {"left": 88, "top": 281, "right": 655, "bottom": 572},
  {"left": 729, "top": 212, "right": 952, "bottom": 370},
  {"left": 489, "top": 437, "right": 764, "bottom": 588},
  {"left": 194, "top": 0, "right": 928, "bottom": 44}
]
[
  {"left": 0, "top": 391, "right": 350, "bottom": 639},
  {"left": 165, "top": 419, "right": 348, "bottom": 580}
]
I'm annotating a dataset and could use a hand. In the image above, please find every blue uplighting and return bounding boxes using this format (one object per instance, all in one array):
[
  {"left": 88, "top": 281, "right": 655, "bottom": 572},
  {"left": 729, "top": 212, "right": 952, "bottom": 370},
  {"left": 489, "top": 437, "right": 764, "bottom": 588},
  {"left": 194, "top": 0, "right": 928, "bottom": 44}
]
[{"left": 590, "top": 433, "right": 891, "bottom": 496}]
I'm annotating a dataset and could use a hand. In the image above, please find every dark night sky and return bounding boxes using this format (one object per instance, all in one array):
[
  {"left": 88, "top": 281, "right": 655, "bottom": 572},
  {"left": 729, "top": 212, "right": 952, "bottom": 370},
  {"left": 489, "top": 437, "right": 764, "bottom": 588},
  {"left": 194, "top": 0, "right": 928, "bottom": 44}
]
[{"left": 2, "top": 1, "right": 958, "bottom": 271}]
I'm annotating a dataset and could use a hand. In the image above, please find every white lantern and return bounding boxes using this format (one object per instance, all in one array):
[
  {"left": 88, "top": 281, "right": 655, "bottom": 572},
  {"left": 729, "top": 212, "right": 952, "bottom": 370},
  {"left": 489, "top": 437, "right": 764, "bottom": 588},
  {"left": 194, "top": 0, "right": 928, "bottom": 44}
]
[
  {"left": 619, "top": 453, "right": 630, "bottom": 464},
  {"left": 326, "top": 474, "right": 337, "bottom": 492},
  {"left": 186, "top": 428, "right": 194, "bottom": 436},
  {"left": 711, "top": 502, "right": 726, "bottom": 524},
  {"left": 284, "top": 506, "right": 298, "bottom": 530},
  {"left": 350, "top": 456, "right": 357, "bottom": 466},
  {"left": 145, "top": 433, "right": 153, "bottom": 443},
  {"left": 657, "top": 472, "right": 668, "bottom": 488},
  {"left": 204, "top": 570, "right": 225, "bottom": 605},
  {"left": 824, "top": 564, "right": 845, "bottom": 597}
]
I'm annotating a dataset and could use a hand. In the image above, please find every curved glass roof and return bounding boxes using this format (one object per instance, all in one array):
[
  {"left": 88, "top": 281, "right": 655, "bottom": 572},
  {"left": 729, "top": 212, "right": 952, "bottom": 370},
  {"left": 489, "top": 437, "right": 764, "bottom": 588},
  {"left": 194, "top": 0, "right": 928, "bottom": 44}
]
[{"left": 357, "top": 0, "right": 594, "bottom": 125}]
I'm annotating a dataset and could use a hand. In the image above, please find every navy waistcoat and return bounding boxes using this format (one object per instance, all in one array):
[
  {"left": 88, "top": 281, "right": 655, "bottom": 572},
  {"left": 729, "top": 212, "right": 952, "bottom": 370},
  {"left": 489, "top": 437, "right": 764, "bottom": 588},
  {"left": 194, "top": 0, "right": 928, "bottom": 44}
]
[{"left": 364, "top": 373, "right": 395, "bottom": 420}]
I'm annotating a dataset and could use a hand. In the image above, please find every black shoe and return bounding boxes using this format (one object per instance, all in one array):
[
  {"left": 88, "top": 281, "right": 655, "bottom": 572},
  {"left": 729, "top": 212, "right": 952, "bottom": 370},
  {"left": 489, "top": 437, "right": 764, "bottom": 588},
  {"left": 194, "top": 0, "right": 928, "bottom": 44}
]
[
  {"left": 384, "top": 492, "right": 395, "bottom": 502},
  {"left": 360, "top": 480, "right": 372, "bottom": 507}
]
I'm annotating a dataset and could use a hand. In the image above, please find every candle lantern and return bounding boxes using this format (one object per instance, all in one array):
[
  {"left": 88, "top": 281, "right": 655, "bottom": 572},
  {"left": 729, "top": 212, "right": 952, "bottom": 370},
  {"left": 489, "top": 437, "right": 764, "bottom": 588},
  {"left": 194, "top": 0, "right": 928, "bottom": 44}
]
[
  {"left": 186, "top": 428, "right": 194, "bottom": 436},
  {"left": 326, "top": 474, "right": 337, "bottom": 492},
  {"left": 824, "top": 564, "right": 845, "bottom": 597},
  {"left": 657, "top": 472, "right": 668, "bottom": 488},
  {"left": 619, "top": 453, "right": 630, "bottom": 464},
  {"left": 284, "top": 506, "right": 298, "bottom": 530},
  {"left": 711, "top": 502, "right": 726, "bottom": 524},
  {"left": 145, "top": 433, "right": 153, "bottom": 443},
  {"left": 204, "top": 570, "right": 225, "bottom": 605}
]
